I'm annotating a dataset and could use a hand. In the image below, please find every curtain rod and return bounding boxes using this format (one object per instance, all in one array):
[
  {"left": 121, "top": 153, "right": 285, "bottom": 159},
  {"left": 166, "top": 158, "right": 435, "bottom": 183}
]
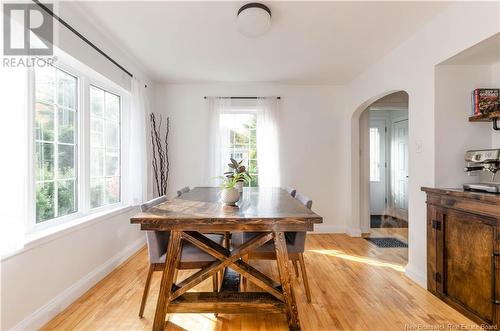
[
  {"left": 203, "top": 96, "right": 281, "bottom": 100},
  {"left": 32, "top": 0, "right": 134, "bottom": 78}
]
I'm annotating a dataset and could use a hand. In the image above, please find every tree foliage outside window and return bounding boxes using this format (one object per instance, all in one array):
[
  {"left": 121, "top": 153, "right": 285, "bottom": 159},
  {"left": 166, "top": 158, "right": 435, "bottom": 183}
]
[
  {"left": 221, "top": 113, "right": 258, "bottom": 187},
  {"left": 90, "top": 86, "right": 121, "bottom": 208},
  {"left": 35, "top": 66, "right": 77, "bottom": 223}
]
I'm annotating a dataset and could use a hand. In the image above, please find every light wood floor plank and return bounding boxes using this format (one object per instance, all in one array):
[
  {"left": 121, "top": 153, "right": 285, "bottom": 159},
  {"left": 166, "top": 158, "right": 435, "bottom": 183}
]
[{"left": 41, "top": 233, "right": 473, "bottom": 330}]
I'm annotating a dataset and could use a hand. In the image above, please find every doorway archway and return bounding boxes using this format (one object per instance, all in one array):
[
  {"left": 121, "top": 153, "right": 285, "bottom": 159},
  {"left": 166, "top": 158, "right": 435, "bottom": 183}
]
[{"left": 349, "top": 91, "right": 410, "bottom": 256}]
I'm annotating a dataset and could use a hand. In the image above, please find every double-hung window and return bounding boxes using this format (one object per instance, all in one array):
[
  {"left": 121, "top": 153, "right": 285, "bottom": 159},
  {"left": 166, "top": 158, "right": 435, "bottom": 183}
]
[
  {"left": 220, "top": 111, "right": 259, "bottom": 187},
  {"left": 90, "top": 86, "right": 121, "bottom": 208},
  {"left": 32, "top": 62, "right": 123, "bottom": 230},
  {"left": 35, "top": 66, "right": 78, "bottom": 222}
]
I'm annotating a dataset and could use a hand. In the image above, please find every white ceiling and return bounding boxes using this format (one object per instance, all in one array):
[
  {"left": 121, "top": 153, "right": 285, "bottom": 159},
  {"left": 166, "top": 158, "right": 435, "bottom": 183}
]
[{"left": 74, "top": 1, "right": 449, "bottom": 84}]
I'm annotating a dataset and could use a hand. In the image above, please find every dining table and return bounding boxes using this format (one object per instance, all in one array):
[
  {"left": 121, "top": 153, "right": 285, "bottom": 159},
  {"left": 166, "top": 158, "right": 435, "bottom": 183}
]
[{"left": 130, "top": 187, "right": 323, "bottom": 331}]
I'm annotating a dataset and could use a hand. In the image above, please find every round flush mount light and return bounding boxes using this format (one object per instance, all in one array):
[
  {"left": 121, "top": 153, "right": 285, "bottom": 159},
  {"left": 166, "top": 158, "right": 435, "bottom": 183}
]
[{"left": 237, "top": 3, "right": 271, "bottom": 37}]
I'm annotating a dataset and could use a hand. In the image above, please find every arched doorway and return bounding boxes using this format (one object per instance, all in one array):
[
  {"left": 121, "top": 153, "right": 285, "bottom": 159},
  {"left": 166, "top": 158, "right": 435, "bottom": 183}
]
[{"left": 350, "top": 91, "right": 410, "bottom": 262}]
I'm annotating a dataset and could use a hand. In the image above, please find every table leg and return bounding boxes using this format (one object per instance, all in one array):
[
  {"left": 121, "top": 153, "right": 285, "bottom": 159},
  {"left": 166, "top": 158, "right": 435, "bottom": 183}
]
[
  {"left": 273, "top": 231, "right": 301, "bottom": 331},
  {"left": 153, "top": 231, "right": 183, "bottom": 331}
]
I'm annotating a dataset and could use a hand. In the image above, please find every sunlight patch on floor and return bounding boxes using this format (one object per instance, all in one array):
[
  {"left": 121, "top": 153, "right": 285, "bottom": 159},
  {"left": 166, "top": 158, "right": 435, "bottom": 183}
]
[
  {"left": 168, "top": 313, "right": 219, "bottom": 331},
  {"left": 309, "top": 249, "right": 405, "bottom": 272}
]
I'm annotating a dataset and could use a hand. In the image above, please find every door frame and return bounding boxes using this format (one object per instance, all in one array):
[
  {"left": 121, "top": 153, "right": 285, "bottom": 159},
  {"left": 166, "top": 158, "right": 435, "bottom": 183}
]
[
  {"left": 363, "top": 107, "right": 408, "bottom": 232},
  {"left": 391, "top": 117, "right": 409, "bottom": 218},
  {"left": 368, "top": 116, "right": 389, "bottom": 216}
]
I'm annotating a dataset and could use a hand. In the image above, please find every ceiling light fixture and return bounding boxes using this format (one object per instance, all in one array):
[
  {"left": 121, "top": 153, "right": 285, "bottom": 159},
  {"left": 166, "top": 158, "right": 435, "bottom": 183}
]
[{"left": 237, "top": 3, "right": 271, "bottom": 38}]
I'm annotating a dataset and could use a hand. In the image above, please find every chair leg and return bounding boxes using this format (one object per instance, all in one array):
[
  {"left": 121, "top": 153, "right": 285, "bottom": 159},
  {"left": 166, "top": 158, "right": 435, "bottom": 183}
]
[
  {"left": 292, "top": 260, "right": 300, "bottom": 278},
  {"left": 241, "top": 254, "right": 249, "bottom": 291},
  {"left": 298, "top": 253, "right": 311, "bottom": 303},
  {"left": 139, "top": 265, "right": 154, "bottom": 318}
]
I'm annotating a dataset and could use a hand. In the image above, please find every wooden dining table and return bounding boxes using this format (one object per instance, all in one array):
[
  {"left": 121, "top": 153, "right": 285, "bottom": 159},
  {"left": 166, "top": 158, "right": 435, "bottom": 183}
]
[{"left": 130, "top": 187, "right": 323, "bottom": 331}]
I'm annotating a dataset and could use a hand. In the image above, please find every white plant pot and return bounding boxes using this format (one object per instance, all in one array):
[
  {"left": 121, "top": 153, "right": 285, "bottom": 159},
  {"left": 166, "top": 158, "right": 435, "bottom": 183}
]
[
  {"left": 235, "top": 181, "right": 244, "bottom": 193},
  {"left": 221, "top": 188, "right": 240, "bottom": 206}
]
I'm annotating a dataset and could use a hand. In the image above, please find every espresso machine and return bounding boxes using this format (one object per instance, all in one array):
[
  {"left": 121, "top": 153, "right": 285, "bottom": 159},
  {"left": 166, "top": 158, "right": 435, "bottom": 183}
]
[{"left": 463, "top": 149, "right": 500, "bottom": 193}]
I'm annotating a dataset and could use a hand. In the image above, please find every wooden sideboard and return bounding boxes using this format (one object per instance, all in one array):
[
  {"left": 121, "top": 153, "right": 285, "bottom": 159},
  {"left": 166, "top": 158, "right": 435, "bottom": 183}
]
[{"left": 422, "top": 187, "right": 500, "bottom": 326}]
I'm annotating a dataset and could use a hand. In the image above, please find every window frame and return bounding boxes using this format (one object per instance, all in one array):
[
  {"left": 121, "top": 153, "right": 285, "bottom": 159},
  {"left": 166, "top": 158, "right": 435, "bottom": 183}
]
[
  {"left": 26, "top": 59, "right": 126, "bottom": 234},
  {"left": 87, "top": 83, "right": 122, "bottom": 212},
  {"left": 369, "top": 126, "right": 381, "bottom": 183},
  {"left": 219, "top": 107, "right": 260, "bottom": 187}
]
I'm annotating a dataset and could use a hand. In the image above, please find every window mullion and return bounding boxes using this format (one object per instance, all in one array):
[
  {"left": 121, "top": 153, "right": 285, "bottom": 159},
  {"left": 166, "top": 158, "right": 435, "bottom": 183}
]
[
  {"left": 54, "top": 70, "right": 59, "bottom": 218},
  {"left": 80, "top": 77, "right": 89, "bottom": 214},
  {"left": 27, "top": 68, "right": 36, "bottom": 232}
]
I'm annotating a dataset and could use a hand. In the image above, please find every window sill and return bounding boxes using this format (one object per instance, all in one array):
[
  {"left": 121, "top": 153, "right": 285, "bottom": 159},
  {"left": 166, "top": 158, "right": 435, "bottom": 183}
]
[{"left": 1, "top": 205, "right": 135, "bottom": 262}]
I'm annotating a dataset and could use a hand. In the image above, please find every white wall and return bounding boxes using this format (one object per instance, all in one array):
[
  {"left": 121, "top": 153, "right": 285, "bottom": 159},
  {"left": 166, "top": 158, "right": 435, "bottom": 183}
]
[
  {"left": 346, "top": 1, "right": 500, "bottom": 287},
  {"left": 0, "top": 3, "right": 153, "bottom": 329},
  {"left": 493, "top": 63, "right": 500, "bottom": 148},
  {"left": 435, "top": 64, "right": 498, "bottom": 187},
  {"left": 153, "top": 83, "right": 348, "bottom": 233}
]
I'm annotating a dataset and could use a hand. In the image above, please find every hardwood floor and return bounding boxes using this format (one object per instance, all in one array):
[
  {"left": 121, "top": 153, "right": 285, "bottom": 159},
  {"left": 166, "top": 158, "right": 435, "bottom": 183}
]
[{"left": 41, "top": 234, "right": 473, "bottom": 330}]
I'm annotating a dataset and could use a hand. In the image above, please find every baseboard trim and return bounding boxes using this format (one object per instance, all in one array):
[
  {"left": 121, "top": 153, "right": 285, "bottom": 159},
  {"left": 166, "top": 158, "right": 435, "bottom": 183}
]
[
  {"left": 405, "top": 263, "right": 427, "bottom": 289},
  {"left": 313, "top": 224, "right": 345, "bottom": 233},
  {"left": 10, "top": 236, "right": 145, "bottom": 331},
  {"left": 346, "top": 227, "right": 362, "bottom": 237}
]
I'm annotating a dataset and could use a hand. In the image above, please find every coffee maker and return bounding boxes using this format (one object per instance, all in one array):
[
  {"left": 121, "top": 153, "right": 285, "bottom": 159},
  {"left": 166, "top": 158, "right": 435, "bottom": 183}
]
[{"left": 463, "top": 149, "right": 500, "bottom": 193}]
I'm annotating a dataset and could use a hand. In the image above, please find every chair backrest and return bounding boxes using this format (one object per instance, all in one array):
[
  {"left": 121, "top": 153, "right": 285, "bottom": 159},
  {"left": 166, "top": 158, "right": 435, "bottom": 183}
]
[
  {"left": 145, "top": 231, "right": 169, "bottom": 264},
  {"left": 140, "top": 196, "right": 169, "bottom": 264},
  {"left": 294, "top": 192, "right": 312, "bottom": 209},
  {"left": 177, "top": 186, "right": 190, "bottom": 197},
  {"left": 140, "top": 195, "right": 167, "bottom": 212},
  {"left": 286, "top": 192, "right": 312, "bottom": 252},
  {"left": 285, "top": 187, "right": 297, "bottom": 197},
  {"left": 285, "top": 232, "right": 307, "bottom": 253}
]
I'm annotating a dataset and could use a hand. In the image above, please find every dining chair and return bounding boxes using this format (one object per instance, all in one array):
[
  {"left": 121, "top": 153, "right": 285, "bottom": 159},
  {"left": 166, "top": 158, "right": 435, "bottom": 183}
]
[
  {"left": 286, "top": 187, "right": 297, "bottom": 197},
  {"left": 232, "top": 191, "right": 313, "bottom": 302},
  {"left": 139, "top": 195, "right": 224, "bottom": 317},
  {"left": 176, "top": 186, "right": 190, "bottom": 197}
]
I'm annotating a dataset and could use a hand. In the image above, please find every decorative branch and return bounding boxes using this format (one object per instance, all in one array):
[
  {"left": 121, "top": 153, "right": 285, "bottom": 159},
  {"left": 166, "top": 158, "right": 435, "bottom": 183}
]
[{"left": 150, "top": 113, "right": 170, "bottom": 196}]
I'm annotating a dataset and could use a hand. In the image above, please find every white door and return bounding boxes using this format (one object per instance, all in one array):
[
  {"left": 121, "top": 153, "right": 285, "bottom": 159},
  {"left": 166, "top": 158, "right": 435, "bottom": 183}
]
[
  {"left": 369, "top": 120, "right": 387, "bottom": 215},
  {"left": 392, "top": 119, "right": 409, "bottom": 211}
]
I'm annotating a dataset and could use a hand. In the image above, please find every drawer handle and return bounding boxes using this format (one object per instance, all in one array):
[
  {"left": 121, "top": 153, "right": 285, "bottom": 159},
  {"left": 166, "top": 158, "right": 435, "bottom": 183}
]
[
  {"left": 432, "top": 220, "right": 441, "bottom": 231},
  {"left": 492, "top": 252, "right": 500, "bottom": 304}
]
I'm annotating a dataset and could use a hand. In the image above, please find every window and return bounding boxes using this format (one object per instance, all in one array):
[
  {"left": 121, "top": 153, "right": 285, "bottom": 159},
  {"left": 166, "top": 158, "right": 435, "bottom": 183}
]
[
  {"left": 220, "top": 112, "right": 258, "bottom": 187},
  {"left": 90, "top": 86, "right": 121, "bottom": 208},
  {"left": 369, "top": 127, "right": 380, "bottom": 182},
  {"left": 35, "top": 66, "right": 77, "bottom": 223},
  {"left": 32, "top": 63, "right": 123, "bottom": 228}
]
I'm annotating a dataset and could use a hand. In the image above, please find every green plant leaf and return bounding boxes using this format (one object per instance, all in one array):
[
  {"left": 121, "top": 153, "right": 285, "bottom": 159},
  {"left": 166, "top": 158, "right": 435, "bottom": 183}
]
[{"left": 230, "top": 158, "right": 239, "bottom": 168}]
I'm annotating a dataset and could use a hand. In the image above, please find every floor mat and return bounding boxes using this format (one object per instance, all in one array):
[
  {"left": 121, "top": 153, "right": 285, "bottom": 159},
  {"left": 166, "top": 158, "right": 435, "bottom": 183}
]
[
  {"left": 370, "top": 215, "right": 408, "bottom": 228},
  {"left": 365, "top": 237, "right": 408, "bottom": 248}
]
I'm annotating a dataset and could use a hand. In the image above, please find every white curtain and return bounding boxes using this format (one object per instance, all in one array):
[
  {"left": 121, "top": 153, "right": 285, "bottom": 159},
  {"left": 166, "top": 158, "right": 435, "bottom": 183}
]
[
  {"left": 257, "top": 97, "right": 281, "bottom": 187},
  {"left": 0, "top": 66, "right": 28, "bottom": 254},
  {"left": 207, "top": 97, "right": 231, "bottom": 183},
  {"left": 125, "top": 78, "right": 148, "bottom": 205}
]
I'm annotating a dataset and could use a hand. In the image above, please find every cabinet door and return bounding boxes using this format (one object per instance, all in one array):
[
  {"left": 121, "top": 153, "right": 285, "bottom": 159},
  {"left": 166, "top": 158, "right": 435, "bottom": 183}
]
[
  {"left": 444, "top": 209, "right": 495, "bottom": 323},
  {"left": 427, "top": 205, "right": 440, "bottom": 293}
]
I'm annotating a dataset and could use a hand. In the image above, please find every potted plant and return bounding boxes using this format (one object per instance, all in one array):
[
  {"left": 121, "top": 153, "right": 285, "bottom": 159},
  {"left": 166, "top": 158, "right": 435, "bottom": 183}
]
[
  {"left": 218, "top": 172, "right": 251, "bottom": 206},
  {"left": 225, "top": 158, "right": 252, "bottom": 193}
]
